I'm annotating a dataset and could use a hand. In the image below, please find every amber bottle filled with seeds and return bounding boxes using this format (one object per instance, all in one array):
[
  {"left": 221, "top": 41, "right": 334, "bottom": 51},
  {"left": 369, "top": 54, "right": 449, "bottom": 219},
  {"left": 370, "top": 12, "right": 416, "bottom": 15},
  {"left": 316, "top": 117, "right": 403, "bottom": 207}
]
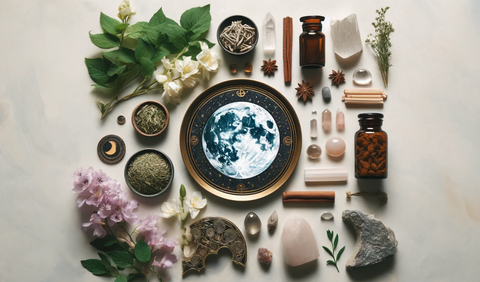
[
  {"left": 299, "top": 16, "right": 326, "bottom": 68},
  {"left": 355, "top": 113, "right": 388, "bottom": 179}
]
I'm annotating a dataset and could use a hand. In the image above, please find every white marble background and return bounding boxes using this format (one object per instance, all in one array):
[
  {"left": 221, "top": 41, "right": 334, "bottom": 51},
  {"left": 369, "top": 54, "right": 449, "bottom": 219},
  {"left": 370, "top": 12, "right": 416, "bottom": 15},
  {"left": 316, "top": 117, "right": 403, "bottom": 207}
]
[{"left": 1, "top": 0, "right": 480, "bottom": 281}]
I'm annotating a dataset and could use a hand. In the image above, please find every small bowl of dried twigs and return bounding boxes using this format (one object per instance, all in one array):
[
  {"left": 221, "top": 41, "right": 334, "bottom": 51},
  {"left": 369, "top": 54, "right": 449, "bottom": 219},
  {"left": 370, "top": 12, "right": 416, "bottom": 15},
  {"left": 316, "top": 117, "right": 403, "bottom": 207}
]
[
  {"left": 131, "top": 100, "right": 169, "bottom": 137},
  {"left": 217, "top": 15, "right": 258, "bottom": 56}
]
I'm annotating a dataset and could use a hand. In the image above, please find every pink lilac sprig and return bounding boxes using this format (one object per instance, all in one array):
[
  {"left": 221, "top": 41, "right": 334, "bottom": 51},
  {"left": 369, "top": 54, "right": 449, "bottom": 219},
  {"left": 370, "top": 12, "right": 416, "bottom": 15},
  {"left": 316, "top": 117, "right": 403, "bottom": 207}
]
[{"left": 73, "top": 167, "right": 177, "bottom": 281}]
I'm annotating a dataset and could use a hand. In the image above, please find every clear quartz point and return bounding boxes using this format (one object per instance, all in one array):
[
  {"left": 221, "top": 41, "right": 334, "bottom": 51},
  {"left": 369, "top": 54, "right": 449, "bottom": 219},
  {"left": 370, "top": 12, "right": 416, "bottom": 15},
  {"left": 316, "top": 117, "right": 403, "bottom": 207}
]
[
  {"left": 336, "top": 108, "right": 345, "bottom": 130},
  {"left": 353, "top": 69, "right": 372, "bottom": 85},
  {"left": 322, "top": 109, "right": 332, "bottom": 130},
  {"left": 263, "top": 13, "right": 275, "bottom": 56},
  {"left": 310, "top": 119, "right": 317, "bottom": 138}
]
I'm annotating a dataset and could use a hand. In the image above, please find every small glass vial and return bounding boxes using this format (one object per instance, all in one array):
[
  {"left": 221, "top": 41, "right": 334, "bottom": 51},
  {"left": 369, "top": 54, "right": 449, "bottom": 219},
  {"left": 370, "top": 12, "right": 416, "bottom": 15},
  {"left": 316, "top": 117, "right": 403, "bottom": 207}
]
[
  {"left": 299, "top": 16, "right": 326, "bottom": 68},
  {"left": 355, "top": 113, "right": 387, "bottom": 179}
]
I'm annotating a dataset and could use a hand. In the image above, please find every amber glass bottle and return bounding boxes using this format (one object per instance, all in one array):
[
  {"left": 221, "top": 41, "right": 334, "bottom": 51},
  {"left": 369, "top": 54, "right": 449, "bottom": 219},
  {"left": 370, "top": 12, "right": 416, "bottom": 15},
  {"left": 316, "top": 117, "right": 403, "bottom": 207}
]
[
  {"left": 355, "top": 113, "right": 388, "bottom": 179},
  {"left": 299, "top": 16, "right": 326, "bottom": 68}
]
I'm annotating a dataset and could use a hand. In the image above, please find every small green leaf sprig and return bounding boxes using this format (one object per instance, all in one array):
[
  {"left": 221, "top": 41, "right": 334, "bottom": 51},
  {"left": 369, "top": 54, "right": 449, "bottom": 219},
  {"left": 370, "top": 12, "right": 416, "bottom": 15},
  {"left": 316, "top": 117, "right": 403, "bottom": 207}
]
[
  {"left": 322, "top": 230, "right": 345, "bottom": 273},
  {"left": 366, "top": 7, "right": 394, "bottom": 88},
  {"left": 86, "top": 1, "right": 219, "bottom": 118}
]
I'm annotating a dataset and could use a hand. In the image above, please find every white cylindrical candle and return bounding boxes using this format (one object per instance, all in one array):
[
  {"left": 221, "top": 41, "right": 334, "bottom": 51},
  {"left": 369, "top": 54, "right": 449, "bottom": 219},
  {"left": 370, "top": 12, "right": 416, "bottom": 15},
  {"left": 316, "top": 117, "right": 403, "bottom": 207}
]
[{"left": 304, "top": 168, "right": 348, "bottom": 183}]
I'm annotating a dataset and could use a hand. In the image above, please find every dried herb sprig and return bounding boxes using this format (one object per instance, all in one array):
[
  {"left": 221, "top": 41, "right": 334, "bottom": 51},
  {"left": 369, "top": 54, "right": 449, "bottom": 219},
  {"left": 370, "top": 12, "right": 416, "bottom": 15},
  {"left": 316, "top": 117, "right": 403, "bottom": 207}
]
[
  {"left": 346, "top": 190, "right": 388, "bottom": 204},
  {"left": 135, "top": 104, "right": 166, "bottom": 134},
  {"left": 366, "top": 7, "right": 394, "bottom": 88},
  {"left": 128, "top": 152, "right": 171, "bottom": 194},
  {"left": 322, "top": 230, "right": 345, "bottom": 273}
]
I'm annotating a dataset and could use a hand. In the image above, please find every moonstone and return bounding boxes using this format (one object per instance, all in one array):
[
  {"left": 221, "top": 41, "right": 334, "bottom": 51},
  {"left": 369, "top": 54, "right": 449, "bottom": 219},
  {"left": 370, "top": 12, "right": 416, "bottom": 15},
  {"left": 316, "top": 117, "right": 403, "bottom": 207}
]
[
  {"left": 245, "top": 211, "right": 261, "bottom": 235},
  {"left": 322, "top": 109, "right": 331, "bottom": 130},
  {"left": 325, "top": 137, "right": 346, "bottom": 157},
  {"left": 336, "top": 108, "right": 345, "bottom": 130},
  {"left": 306, "top": 144, "right": 322, "bottom": 159},
  {"left": 330, "top": 14, "right": 363, "bottom": 59},
  {"left": 353, "top": 69, "right": 372, "bottom": 85},
  {"left": 342, "top": 210, "right": 398, "bottom": 268},
  {"left": 321, "top": 212, "right": 334, "bottom": 220},
  {"left": 281, "top": 217, "right": 319, "bottom": 266},
  {"left": 263, "top": 13, "right": 275, "bottom": 56}
]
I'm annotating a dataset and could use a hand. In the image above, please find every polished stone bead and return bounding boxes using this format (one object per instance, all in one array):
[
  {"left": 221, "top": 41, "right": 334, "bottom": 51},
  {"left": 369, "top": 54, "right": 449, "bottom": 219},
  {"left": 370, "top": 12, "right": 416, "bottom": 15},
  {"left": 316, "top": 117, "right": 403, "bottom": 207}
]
[
  {"left": 230, "top": 64, "right": 237, "bottom": 74},
  {"left": 322, "top": 109, "right": 332, "bottom": 130},
  {"left": 353, "top": 69, "right": 372, "bottom": 85},
  {"left": 244, "top": 211, "right": 261, "bottom": 235},
  {"left": 325, "top": 137, "right": 346, "bottom": 157},
  {"left": 322, "top": 86, "right": 331, "bottom": 102},
  {"left": 244, "top": 62, "right": 253, "bottom": 73},
  {"left": 321, "top": 212, "right": 334, "bottom": 220},
  {"left": 306, "top": 144, "right": 322, "bottom": 159}
]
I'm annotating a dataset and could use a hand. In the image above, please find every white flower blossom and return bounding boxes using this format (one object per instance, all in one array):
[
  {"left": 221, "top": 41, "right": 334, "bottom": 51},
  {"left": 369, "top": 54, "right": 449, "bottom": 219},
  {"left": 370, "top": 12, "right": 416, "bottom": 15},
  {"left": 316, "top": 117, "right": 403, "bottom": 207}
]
[
  {"left": 175, "top": 56, "right": 199, "bottom": 84},
  {"left": 161, "top": 56, "right": 174, "bottom": 70},
  {"left": 117, "top": 0, "right": 136, "bottom": 21},
  {"left": 184, "top": 191, "right": 207, "bottom": 219},
  {"left": 159, "top": 198, "right": 181, "bottom": 218},
  {"left": 162, "top": 80, "right": 183, "bottom": 105},
  {"left": 196, "top": 42, "right": 221, "bottom": 80}
]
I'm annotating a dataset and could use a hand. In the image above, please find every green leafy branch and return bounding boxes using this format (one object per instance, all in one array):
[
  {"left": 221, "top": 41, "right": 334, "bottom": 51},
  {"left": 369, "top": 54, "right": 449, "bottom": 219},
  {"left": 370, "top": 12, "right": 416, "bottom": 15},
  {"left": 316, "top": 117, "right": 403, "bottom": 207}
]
[
  {"left": 81, "top": 225, "right": 155, "bottom": 282},
  {"left": 366, "top": 7, "right": 394, "bottom": 88},
  {"left": 322, "top": 230, "right": 345, "bottom": 273},
  {"left": 85, "top": 4, "right": 214, "bottom": 118}
]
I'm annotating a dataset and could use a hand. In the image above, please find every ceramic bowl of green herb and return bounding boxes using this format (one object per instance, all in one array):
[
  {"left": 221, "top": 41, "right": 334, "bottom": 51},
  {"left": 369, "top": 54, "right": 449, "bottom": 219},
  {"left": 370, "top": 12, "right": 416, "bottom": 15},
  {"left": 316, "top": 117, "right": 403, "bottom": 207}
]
[
  {"left": 132, "top": 100, "right": 170, "bottom": 137},
  {"left": 217, "top": 15, "right": 258, "bottom": 56},
  {"left": 124, "top": 149, "right": 174, "bottom": 197}
]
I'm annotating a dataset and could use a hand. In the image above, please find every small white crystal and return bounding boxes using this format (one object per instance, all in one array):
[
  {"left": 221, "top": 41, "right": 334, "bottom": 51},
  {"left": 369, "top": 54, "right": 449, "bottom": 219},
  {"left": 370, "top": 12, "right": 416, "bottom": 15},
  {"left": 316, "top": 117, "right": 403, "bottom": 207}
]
[
  {"left": 281, "top": 217, "right": 319, "bottom": 266},
  {"left": 331, "top": 14, "right": 363, "bottom": 59},
  {"left": 263, "top": 13, "right": 275, "bottom": 56},
  {"left": 321, "top": 212, "right": 334, "bottom": 220},
  {"left": 353, "top": 69, "right": 372, "bottom": 85}
]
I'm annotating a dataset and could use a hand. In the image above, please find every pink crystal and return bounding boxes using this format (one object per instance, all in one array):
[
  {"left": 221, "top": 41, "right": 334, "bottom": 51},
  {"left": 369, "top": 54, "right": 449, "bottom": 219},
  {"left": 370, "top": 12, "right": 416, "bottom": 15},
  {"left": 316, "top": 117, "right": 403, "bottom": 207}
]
[
  {"left": 281, "top": 217, "right": 319, "bottom": 266},
  {"left": 336, "top": 108, "right": 345, "bottom": 130},
  {"left": 257, "top": 247, "right": 273, "bottom": 265},
  {"left": 322, "top": 109, "right": 331, "bottom": 130}
]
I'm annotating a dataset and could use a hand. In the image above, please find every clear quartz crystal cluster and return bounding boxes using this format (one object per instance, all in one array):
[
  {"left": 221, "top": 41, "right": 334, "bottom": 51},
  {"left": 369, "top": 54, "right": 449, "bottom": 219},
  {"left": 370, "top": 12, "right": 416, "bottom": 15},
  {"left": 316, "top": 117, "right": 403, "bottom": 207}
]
[
  {"left": 263, "top": 13, "right": 275, "bottom": 55},
  {"left": 331, "top": 14, "right": 363, "bottom": 59},
  {"left": 281, "top": 217, "right": 319, "bottom": 266}
]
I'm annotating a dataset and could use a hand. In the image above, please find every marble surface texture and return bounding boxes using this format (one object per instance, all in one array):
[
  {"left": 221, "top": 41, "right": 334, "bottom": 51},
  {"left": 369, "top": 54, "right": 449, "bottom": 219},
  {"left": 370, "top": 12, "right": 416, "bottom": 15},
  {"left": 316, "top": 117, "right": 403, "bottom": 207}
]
[{"left": 1, "top": 0, "right": 480, "bottom": 281}]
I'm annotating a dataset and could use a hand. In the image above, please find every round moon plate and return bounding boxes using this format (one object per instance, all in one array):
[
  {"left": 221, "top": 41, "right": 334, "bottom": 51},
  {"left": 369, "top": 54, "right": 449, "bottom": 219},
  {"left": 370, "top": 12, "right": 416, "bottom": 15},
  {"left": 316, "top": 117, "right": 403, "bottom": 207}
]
[
  {"left": 97, "top": 134, "right": 126, "bottom": 164},
  {"left": 180, "top": 79, "right": 302, "bottom": 201}
]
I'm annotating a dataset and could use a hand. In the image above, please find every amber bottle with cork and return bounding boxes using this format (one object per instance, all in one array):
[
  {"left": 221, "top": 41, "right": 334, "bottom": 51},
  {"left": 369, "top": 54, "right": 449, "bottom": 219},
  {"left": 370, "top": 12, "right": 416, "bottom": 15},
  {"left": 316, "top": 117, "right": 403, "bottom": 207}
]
[
  {"left": 299, "top": 16, "right": 326, "bottom": 68},
  {"left": 355, "top": 113, "right": 388, "bottom": 179}
]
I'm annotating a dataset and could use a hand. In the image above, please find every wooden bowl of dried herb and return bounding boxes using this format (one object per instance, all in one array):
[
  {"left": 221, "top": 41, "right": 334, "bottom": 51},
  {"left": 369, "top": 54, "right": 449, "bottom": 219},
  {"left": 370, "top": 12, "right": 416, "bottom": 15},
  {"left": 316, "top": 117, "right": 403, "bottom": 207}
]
[
  {"left": 124, "top": 149, "right": 174, "bottom": 197},
  {"left": 131, "top": 100, "right": 169, "bottom": 137},
  {"left": 217, "top": 15, "right": 258, "bottom": 56}
]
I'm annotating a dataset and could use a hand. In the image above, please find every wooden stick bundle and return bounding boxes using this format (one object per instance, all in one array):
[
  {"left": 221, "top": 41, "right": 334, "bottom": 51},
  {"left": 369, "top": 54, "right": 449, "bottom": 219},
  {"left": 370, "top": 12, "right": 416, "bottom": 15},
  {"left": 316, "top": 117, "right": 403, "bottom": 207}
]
[
  {"left": 283, "top": 17, "right": 293, "bottom": 83},
  {"left": 283, "top": 191, "right": 335, "bottom": 203},
  {"left": 342, "top": 89, "right": 387, "bottom": 105}
]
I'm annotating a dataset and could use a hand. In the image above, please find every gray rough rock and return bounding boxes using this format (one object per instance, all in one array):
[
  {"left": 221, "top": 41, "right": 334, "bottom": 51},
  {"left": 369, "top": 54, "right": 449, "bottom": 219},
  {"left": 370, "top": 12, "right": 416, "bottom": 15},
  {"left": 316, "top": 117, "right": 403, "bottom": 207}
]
[
  {"left": 342, "top": 210, "right": 398, "bottom": 268},
  {"left": 322, "top": 87, "right": 331, "bottom": 102},
  {"left": 267, "top": 210, "right": 278, "bottom": 231}
]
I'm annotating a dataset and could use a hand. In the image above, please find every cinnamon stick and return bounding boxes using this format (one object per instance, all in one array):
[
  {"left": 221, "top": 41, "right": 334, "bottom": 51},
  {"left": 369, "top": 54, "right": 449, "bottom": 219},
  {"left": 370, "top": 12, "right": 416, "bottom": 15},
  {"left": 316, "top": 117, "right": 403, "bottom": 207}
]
[
  {"left": 283, "top": 191, "right": 335, "bottom": 203},
  {"left": 283, "top": 17, "right": 293, "bottom": 83}
]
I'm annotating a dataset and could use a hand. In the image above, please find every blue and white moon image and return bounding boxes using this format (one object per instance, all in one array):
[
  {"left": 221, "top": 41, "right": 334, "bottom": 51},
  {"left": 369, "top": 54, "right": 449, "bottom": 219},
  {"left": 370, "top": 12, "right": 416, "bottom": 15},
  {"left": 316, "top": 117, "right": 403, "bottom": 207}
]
[{"left": 202, "top": 102, "right": 280, "bottom": 179}]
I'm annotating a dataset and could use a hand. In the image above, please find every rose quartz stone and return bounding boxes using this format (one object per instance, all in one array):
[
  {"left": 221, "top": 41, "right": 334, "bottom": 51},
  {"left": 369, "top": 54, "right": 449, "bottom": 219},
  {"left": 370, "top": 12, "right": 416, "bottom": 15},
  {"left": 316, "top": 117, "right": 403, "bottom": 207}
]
[{"left": 281, "top": 217, "right": 319, "bottom": 266}]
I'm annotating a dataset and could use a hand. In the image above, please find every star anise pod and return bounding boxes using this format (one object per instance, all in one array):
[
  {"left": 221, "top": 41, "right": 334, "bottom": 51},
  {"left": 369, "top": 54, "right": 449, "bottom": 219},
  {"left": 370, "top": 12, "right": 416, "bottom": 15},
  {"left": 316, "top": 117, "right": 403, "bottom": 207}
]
[
  {"left": 261, "top": 59, "right": 278, "bottom": 76},
  {"left": 295, "top": 80, "right": 314, "bottom": 102},
  {"left": 329, "top": 69, "right": 346, "bottom": 85}
]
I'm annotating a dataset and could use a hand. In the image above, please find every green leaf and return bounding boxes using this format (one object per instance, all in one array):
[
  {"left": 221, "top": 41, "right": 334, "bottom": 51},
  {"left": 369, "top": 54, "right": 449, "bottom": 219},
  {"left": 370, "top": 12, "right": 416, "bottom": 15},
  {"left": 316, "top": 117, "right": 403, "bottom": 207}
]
[
  {"left": 90, "top": 235, "right": 128, "bottom": 253},
  {"left": 163, "top": 24, "right": 187, "bottom": 50},
  {"left": 103, "top": 48, "right": 137, "bottom": 64},
  {"left": 81, "top": 259, "right": 111, "bottom": 276},
  {"left": 322, "top": 246, "right": 334, "bottom": 257},
  {"left": 107, "top": 64, "right": 126, "bottom": 77},
  {"left": 128, "top": 273, "right": 146, "bottom": 282},
  {"left": 107, "top": 251, "right": 134, "bottom": 268},
  {"left": 151, "top": 46, "right": 169, "bottom": 63},
  {"left": 85, "top": 58, "right": 110, "bottom": 86},
  {"left": 134, "top": 240, "right": 151, "bottom": 263},
  {"left": 327, "top": 230, "right": 333, "bottom": 241},
  {"left": 125, "top": 21, "right": 150, "bottom": 40},
  {"left": 326, "top": 260, "right": 336, "bottom": 265},
  {"left": 336, "top": 246, "right": 345, "bottom": 261},
  {"left": 334, "top": 234, "right": 338, "bottom": 251},
  {"left": 98, "top": 253, "right": 119, "bottom": 277},
  {"left": 135, "top": 38, "right": 155, "bottom": 61},
  {"left": 92, "top": 84, "right": 111, "bottom": 89},
  {"left": 116, "top": 23, "right": 130, "bottom": 33},
  {"left": 89, "top": 32, "right": 120, "bottom": 49},
  {"left": 98, "top": 253, "right": 111, "bottom": 266},
  {"left": 118, "top": 65, "right": 140, "bottom": 88},
  {"left": 115, "top": 276, "right": 128, "bottom": 282},
  {"left": 149, "top": 8, "right": 176, "bottom": 26},
  {"left": 180, "top": 5, "right": 211, "bottom": 41},
  {"left": 139, "top": 57, "right": 155, "bottom": 78},
  {"left": 100, "top": 12, "right": 121, "bottom": 35}
]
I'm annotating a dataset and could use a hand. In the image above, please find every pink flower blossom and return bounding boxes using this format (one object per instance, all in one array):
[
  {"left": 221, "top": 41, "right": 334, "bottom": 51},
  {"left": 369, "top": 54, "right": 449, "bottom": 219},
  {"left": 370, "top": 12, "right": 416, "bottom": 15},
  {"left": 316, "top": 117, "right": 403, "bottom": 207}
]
[
  {"left": 82, "top": 213, "right": 107, "bottom": 238},
  {"left": 152, "top": 251, "right": 177, "bottom": 269},
  {"left": 72, "top": 167, "right": 96, "bottom": 194}
]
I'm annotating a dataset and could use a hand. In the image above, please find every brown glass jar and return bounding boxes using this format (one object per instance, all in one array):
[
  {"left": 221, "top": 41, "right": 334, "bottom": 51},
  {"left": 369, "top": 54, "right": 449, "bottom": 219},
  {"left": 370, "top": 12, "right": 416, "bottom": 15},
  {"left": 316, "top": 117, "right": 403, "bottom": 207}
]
[
  {"left": 355, "top": 113, "right": 387, "bottom": 179},
  {"left": 299, "top": 16, "right": 326, "bottom": 68}
]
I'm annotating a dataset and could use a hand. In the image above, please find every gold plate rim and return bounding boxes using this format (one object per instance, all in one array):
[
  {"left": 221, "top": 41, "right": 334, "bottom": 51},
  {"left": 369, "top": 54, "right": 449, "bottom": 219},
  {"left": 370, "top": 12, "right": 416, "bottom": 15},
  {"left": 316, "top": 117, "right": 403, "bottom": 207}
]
[{"left": 179, "top": 79, "right": 302, "bottom": 201}]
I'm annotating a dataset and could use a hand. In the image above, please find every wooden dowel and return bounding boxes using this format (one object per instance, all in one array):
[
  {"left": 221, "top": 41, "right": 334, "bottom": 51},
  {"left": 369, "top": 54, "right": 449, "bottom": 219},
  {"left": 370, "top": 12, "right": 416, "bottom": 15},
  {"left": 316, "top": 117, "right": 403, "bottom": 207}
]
[
  {"left": 283, "top": 191, "right": 335, "bottom": 203},
  {"left": 343, "top": 89, "right": 387, "bottom": 96},
  {"left": 343, "top": 97, "right": 384, "bottom": 104}
]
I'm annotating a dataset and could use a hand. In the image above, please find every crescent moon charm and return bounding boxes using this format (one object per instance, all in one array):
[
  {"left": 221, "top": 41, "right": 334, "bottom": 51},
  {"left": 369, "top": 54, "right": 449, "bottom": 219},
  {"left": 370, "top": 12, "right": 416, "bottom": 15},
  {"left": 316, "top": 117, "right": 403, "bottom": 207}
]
[{"left": 105, "top": 141, "right": 117, "bottom": 155}]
